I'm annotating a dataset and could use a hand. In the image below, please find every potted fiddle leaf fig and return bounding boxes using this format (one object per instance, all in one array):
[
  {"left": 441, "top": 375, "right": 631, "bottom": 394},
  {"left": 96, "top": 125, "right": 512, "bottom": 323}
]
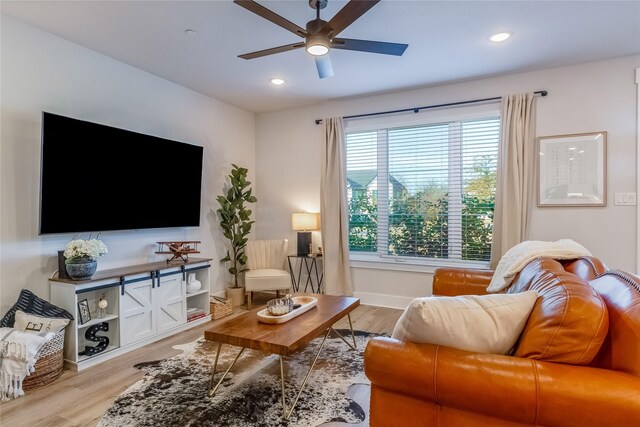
[{"left": 217, "top": 164, "right": 257, "bottom": 306}]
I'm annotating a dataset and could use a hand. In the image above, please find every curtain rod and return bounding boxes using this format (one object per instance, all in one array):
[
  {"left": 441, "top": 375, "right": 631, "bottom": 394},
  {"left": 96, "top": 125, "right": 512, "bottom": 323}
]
[{"left": 314, "top": 90, "right": 548, "bottom": 125}]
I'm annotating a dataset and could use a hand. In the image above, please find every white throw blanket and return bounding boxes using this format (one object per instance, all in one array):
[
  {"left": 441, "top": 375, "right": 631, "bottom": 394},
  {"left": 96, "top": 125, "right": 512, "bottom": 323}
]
[
  {"left": 0, "top": 327, "right": 53, "bottom": 401},
  {"left": 487, "top": 239, "right": 592, "bottom": 293}
]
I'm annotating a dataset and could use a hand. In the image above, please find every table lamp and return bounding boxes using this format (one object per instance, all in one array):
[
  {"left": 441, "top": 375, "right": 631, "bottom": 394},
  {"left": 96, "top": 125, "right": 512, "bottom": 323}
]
[{"left": 292, "top": 212, "right": 320, "bottom": 256}]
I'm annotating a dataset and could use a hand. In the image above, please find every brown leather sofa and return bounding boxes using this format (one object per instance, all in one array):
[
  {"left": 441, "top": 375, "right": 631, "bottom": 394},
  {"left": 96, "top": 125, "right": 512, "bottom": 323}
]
[{"left": 364, "top": 257, "right": 640, "bottom": 426}]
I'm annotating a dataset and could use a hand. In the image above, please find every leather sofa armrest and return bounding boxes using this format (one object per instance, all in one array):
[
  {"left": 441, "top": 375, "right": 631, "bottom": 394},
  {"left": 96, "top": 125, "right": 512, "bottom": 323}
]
[
  {"left": 432, "top": 267, "right": 493, "bottom": 296},
  {"left": 365, "top": 337, "right": 640, "bottom": 426}
]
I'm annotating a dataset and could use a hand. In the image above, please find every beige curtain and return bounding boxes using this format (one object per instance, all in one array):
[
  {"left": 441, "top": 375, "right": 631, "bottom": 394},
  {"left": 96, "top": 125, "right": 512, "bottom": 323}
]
[
  {"left": 490, "top": 93, "right": 536, "bottom": 269},
  {"left": 321, "top": 117, "right": 354, "bottom": 296}
]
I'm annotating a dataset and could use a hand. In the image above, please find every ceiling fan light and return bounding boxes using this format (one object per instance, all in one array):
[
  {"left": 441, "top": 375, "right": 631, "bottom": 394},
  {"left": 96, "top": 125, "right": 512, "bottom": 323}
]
[
  {"left": 306, "top": 34, "right": 330, "bottom": 56},
  {"left": 307, "top": 44, "right": 329, "bottom": 56}
]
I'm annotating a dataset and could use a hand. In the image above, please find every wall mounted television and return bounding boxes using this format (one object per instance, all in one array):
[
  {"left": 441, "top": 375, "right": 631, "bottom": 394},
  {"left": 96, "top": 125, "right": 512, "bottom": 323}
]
[{"left": 39, "top": 112, "right": 204, "bottom": 234}]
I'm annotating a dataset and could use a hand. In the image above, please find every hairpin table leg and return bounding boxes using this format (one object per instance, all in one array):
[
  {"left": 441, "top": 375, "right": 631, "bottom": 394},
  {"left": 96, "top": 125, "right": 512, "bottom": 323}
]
[
  {"left": 208, "top": 345, "right": 245, "bottom": 397},
  {"left": 328, "top": 313, "right": 358, "bottom": 350},
  {"left": 207, "top": 342, "right": 223, "bottom": 391},
  {"left": 348, "top": 313, "right": 357, "bottom": 350},
  {"left": 284, "top": 327, "right": 332, "bottom": 419},
  {"left": 330, "top": 328, "right": 357, "bottom": 351},
  {"left": 279, "top": 356, "right": 287, "bottom": 417}
]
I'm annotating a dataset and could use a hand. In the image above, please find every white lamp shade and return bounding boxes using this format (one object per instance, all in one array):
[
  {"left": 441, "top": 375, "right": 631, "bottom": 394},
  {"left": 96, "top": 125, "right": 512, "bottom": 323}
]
[{"left": 292, "top": 212, "right": 320, "bottom": 231}]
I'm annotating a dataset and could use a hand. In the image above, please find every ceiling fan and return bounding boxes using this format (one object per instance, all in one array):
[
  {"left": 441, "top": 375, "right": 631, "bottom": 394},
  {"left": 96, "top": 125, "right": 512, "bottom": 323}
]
[{"left": 234, "top": 0, "right": 408, "bottom": 79}]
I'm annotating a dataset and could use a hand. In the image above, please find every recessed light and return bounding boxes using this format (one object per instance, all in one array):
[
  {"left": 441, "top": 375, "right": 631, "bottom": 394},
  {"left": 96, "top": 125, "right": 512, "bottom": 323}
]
[
  {"left": 185, "top": 29, "right": 198, "bottom": 36},
  {"left": 270, "top": 78, "right": 285, "bottom": 85},
  {"left": 489, "top": 32, "right": 512, "bottom": 42}
]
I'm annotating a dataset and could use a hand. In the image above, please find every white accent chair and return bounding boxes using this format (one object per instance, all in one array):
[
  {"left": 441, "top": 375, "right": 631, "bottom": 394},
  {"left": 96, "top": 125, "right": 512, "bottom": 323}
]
[{"left": 245, "top": 239, "right": 291, "bottom": 309}]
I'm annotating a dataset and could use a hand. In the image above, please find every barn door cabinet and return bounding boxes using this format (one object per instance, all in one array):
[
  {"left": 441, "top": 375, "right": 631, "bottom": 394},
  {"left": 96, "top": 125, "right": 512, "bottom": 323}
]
[{"left": 50, "top": 258, "right": 211, "bottom": 371}]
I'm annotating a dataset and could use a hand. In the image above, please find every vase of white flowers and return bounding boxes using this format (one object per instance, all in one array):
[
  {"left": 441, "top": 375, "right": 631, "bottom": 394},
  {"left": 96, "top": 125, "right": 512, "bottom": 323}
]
[{"left": 63, "top": 239, "right": 108, "bottom": 280}]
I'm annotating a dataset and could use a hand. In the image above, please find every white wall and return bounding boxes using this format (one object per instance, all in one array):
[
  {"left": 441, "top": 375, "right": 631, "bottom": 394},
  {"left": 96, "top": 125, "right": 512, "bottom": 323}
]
[
  {"left": 255, "top": 55, "right": 640, "bottom": 308},
  {"left": 0, "top": 16, "right": 255, "bottom": 313}
]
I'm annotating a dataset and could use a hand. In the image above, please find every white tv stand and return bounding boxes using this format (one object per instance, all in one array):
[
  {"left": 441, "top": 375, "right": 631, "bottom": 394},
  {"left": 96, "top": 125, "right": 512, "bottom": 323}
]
[{"left": 50, "top": 258, "right": 212, "bottom": 371}]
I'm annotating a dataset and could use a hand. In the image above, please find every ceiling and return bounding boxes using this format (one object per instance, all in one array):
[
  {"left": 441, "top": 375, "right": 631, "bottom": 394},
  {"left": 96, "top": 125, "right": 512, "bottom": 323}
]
[{"left": 2, "top": 1, "right": 639, "bottom": 113}]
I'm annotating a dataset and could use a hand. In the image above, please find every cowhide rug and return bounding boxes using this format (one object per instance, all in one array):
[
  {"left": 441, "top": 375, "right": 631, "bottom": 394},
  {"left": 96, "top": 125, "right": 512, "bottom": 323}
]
[{"left": 98, "top": 330, "right": 380, "bottom": 427}]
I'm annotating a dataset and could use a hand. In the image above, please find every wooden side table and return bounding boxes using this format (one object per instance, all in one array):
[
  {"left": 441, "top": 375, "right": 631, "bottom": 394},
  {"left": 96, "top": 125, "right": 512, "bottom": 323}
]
[{"left": 287, "top": 254, "right": 323, "bottom": 293}]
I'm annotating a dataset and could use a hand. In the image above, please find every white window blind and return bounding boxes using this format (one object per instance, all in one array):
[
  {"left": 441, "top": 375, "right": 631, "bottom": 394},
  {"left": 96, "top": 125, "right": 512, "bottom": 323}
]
[{"left": 346, "top": 116, "right": 499, "bottom": 263}]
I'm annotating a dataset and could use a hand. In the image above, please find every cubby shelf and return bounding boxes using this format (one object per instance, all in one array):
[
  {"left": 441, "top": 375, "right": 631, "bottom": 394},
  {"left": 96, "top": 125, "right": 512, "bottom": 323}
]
[
  {"left": 77, "top": 313, "right": 119, "bottom": 330},
  {"left": 186, "top": 289, "right": 209, "bottom": 298}
]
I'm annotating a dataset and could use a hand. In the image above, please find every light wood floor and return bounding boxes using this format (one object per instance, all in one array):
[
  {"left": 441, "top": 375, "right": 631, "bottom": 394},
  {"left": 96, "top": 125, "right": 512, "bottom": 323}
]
[{"left": 0, "top": 294, "right": 403, "bottom": 427}]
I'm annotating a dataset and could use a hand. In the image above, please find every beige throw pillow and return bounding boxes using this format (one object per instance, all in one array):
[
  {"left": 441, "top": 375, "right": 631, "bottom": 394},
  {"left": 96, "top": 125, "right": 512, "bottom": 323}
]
[
  {"left": 392, "top": 290, "right": 538, "bottom": 354},
  {"left": 14, "top": 310, "right": 70, "bottom": 334}
]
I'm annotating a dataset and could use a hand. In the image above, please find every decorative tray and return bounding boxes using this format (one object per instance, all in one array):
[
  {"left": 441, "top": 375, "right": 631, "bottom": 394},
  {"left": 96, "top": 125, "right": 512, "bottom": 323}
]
[{"left": 257, "top": 296, "right": 318, "bottom": 324}]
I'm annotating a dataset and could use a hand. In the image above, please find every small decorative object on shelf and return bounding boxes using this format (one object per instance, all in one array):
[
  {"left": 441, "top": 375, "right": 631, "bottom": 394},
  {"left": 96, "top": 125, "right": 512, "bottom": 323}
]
[
  {"left": 77, "top": 299, "right": 91, "bottom": 325},
  {"left": 187, "top": 307, "right": 206, "bottom": 322},
  {"left": 63, "top": 238, "right": 108, "bottom": 280},
  {"left": 186, "top": 273, "right": 202, "bottom": 294},
  {"left": 210, "top": 296, "right": 232, "bottom": 320},
  {"left": 79, "top": 322, "right": 110, "bottom": 356},
  {"left": 97, "top": 295, "right": 108, "bottom": 318},
  {"left": 156, "top": 241, "right": 201, "bottom": 263}
]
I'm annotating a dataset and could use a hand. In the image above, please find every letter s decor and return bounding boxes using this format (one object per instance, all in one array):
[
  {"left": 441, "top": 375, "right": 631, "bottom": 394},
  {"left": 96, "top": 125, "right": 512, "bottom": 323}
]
[{"left": 80, "top": 322, "right": 110, "bottom": 356}]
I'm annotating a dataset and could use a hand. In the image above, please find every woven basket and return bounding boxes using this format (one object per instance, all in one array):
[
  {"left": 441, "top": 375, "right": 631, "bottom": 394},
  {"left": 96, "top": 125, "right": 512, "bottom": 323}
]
[
  {"left": 210, "top": 296, "right": 232, "bottom": 320},
  {"left": 23, "top": 331, "right": 65, "bottom": 391}
]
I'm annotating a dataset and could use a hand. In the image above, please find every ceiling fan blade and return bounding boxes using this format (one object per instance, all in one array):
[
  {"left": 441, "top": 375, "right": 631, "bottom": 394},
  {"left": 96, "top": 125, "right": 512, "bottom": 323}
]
[
  {"left": 321, "top": 0, "right": 380, "bottom": 37},
  {"left": 239, "top": 42, "right": 305, "bottom": 60},
  {"left": 315, "top": 55, "right": 334, "bottom": 79},
  {"left": 234, "top": 0, "right": 307, "bottom": 38},
  {"left": 332, "top": 38, "right": 408, "bottom": 56}
]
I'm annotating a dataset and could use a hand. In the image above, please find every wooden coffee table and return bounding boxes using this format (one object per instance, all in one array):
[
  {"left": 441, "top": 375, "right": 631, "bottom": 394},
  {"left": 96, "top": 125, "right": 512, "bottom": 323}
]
[{"left": 204, "top": 293, "right": 360, "bottom": 419}]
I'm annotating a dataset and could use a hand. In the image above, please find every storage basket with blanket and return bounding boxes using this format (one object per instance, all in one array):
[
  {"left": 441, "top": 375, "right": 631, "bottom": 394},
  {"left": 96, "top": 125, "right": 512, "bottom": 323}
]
[
  {"left": 23, "top": 330, "right": 65, "bottom": 390},
  {"left": 1, "top": 289, "right": 73, "bottom": 399}
]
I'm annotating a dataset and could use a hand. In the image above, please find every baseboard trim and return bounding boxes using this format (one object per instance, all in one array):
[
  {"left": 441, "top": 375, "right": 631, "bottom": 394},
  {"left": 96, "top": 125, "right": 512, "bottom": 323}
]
[{"left": 354, "top": 291, "right": 413, "bottom": 310}]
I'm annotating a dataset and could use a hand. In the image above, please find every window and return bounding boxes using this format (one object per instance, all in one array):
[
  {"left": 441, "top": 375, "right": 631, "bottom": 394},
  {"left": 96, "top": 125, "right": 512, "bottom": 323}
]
[{"left": 346, "top": 116, "right": 499, "bottom": 264}]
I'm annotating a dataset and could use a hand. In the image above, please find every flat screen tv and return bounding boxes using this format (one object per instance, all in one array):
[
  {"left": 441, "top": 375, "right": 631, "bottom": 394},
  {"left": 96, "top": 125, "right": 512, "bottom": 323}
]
[{"left": 40, "top": 112, "right": 204, "bottom": 234}]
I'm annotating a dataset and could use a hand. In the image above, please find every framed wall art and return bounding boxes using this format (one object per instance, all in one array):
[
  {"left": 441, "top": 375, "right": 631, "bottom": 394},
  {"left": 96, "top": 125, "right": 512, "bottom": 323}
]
[{"left": 537, "top": 131, "right": 607, "bottom": 207}]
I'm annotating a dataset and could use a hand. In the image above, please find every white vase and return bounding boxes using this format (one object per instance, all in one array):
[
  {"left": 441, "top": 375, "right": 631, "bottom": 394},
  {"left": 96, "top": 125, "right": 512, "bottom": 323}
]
[{"left": 186, "top": 273, "right": 202, "bottom": 294}]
